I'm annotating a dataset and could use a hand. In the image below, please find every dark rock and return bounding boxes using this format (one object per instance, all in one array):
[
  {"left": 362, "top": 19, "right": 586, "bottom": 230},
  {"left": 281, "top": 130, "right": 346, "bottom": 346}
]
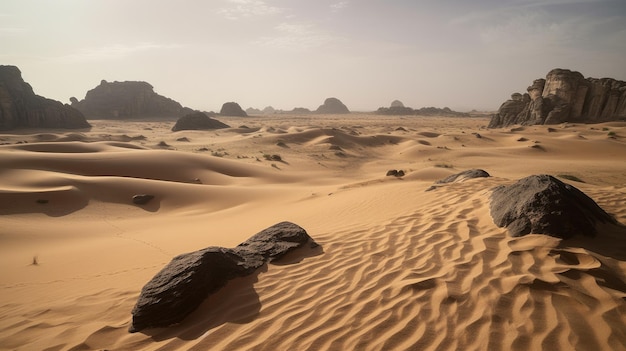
[
  {"left": 71, "top": 80, "right": 193, "bottom": 119},
  {"left": 176, "top": 137, "right": 190, "bottom": 142},
  {"left": 0, "top": 65, "right": 90, "bottom": 130},
  {"left": 129, "top": 221, "right": 317, "bottom": 332},
  {"left": 171, "top": 112, "right": 230, "bottom": 132},
  {"left": 132, "top": 194, "right": 155, "bottom": 205},
  {"left": 316, "top": 97, "right": 350, "bottom": 114},
  {"left": 386, "top": 170, "right": 405, "bottom": 177},
  {"left": 435, "top": 169, "right": 491, "bottom": 184},
  {"left": 490, "top": 175, "right": 617, "bottom": 238},
  {"left": 489, "top": 68, "right": 626, "bottom": 128},
  {"left": 220, "top": 102, "right": 247, "bottom": 117}
]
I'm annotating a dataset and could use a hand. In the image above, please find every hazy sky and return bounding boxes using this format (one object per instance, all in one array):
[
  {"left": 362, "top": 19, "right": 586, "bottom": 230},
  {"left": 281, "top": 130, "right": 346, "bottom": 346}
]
[{"left": 2, "top": 0, "right": 626, "bottom": 112}]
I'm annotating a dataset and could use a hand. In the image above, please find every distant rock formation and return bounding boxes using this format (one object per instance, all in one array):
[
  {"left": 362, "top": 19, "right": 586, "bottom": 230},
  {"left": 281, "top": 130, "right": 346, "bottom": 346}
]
[
  {"left": 71, "top": 80, "right": 193, "bottom": 119},
  {"left": 436, "top": 169, "right": 491, "bottom": 184},
  {"left": 246, "top": 107, "right": 262, "bottom": 115},
  {"left": 291, "top": 107, "right": 312, "bottom": 114},
  {"left": 489, "top": 68, "right": 626, "bottom": 128},
  {"left": 377, "top": 103, "right": 469, "bottom": 117},
  {"left": 316, "top": 97, "right": 350, "bottom": 114},
  {"left": 262, "top": 106, "right": 276, "bottom": 114},
  {"left": 490, "top": 175, "right": 617, "bottom": 238},
  {"left": 0, "top": 65, "right": 90, "bottom": 130},
  {"left": 390, "top": 100, "right": 405, "bottom": 108},
  {"left": 171, "top": 112, "right": 230, "bottom": 131},
  {"left": 220, "top": 102, "right": 247, "bottom": 117},
  {"left": 129, "top": 222, "right": 319, "bottom": 332}
]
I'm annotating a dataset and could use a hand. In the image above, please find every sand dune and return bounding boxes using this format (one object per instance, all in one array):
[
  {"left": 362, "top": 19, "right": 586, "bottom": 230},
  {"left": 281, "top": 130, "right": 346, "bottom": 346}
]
[{"left": 1, "top": 115, "right": 625, "bottom": 350}]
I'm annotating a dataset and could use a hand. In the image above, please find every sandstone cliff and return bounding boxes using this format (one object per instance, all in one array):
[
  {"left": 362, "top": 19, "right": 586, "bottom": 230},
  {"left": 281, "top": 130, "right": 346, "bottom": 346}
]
[
  {"left": 71, "top": 80, "right": 194, "bottom": 119},
  {"left": 489, "top": 69, "right": 626, "bottom": 128},
  {"left": 0, "top": 65, "right": 90, "bottom": 130}
]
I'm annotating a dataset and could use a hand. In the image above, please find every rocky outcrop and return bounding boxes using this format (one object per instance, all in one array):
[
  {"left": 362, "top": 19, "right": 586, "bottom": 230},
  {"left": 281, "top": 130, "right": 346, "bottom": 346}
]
[
  {"left": 490, "top": 175, "right": 617, "bottom": 238},
  {"left": 291, "top": 107, "right": 312, "bottom": 114},
  {"left": 316, "top": 97, "right": 350, "bottom": 114},
  {"left": 489, "top": 69, "right": 626, "bottom": 128},
  {"left": 246, "top": 107, "right": 262, "bottom": 115},
  {"left": 220, "top": 102, "right": 247, "bottom": 117},
  {"left": 71, "top": 80, "right": 193, "bottom": 119},
  {"left": 171, "top": 112, "right": 230, "bottom": 131},
  {"left": 129, "top": 221, "right": 318, "bottom": 333},
  {"left": 0, "top": 65, "right": 90, "bottom": 130}
]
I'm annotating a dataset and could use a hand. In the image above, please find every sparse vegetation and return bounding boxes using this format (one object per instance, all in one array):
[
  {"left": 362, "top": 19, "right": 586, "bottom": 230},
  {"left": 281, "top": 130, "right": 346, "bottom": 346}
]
[
  {"left": 608, "top": 131, "right": 616, "bottom": 136},
  {"left": 434, "top": 163, "right": 453, "bottom": 168},
  {"left": 31, "top": 256, "right": 39, "bottom": 266}
]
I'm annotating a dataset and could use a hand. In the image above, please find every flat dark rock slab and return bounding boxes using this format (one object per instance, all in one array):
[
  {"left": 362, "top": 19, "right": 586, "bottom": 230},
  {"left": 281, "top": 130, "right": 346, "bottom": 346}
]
[
  {"left": 490, "top": 174, "right": 616, "bottom": 238},
  {"left": 129, "top": 221, "right": 317, "bottom": 333},
  {"left": 435, "top": 169, "right": 490, "bottom": 184}
]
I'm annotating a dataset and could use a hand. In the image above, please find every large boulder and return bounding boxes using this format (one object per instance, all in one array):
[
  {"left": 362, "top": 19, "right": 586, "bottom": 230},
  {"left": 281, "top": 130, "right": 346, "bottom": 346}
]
[
  {"left": 129, "top": 221, "right": 318, "bottom": 333},
  {"left": 220, "top": 102, "right": 247, "bottom": 117},
  {"left": 490, "top": 175, "right": 617, "bottom": 238},
  {"left": 316, "top": 97, "right": 350, "bottom": 114},
  {"left": 71, "top": 80, "right": 193, "bottom": 119},
  {"left": 171, "top": 112, "right": 230, "bottom": 131},
  {"left": 0, "top": 65, "right": 90, "bottom": 130},
  {"left": 489, "top": 68, "right": 626, "bottom": 128}
]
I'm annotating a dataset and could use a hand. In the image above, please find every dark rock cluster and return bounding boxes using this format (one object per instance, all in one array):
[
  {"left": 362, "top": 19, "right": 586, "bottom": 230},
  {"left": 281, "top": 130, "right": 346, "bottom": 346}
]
[
  {"left": 129, "top": 221, "right": 318, "bottom": 333},
  {"left": 489, "top": 68, "right": 626, "bottom": 127},
  {"left": 0, "top": 65, "right": 90, "bottom": 130},
  {"left": 376, "top": 102, "right": 469, "bottom": 117}
]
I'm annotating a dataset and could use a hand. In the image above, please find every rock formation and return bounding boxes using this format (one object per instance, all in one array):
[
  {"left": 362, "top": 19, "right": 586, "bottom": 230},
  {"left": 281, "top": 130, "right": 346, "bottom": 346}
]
[
  {"left": 390, "top": 100, "right": 405, "bottom": 108},
  {"left": 291, "top": 107, "right": 312, "bottom": 114},
  {"left": 490, "top": 175, "right": 617, "bottom": 238},
  {"left": 129, "top": 221, "right": 318, "bottom": 332},
  {"left": 172, "top": 112, "right": 230, "bottom": 131},
  {"left": 0, "top": 65, "right": 90, "bottom": 130},
  {"left": 246, "top": 107, "right": 262, "bottom": 115},
  {"left": 316, "top": 97, "right": 350, "bottom": 114},
  {"left": 71, "top": 80, "right": 193, "bottom": 119},
  {"left": 220, "top": 102, "right": 247, "bottom": 117},
  {"left": 376, "top": 104, "right": 469, "bottom": 117},
  {"left": 262, "top": 106, "right": 276, "bottom": 114},
  {"left": 489, "top": 68, "right": 626, "bottom": 128}
]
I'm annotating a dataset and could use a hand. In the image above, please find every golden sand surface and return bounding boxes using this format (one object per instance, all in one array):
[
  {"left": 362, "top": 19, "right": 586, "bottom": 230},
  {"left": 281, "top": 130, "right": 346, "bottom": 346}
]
[{"left": 1, "top": 115, "right": 625, "bottom": 350}]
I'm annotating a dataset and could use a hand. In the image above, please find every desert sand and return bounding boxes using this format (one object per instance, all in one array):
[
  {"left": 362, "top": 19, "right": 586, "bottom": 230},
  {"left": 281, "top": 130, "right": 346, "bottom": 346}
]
[{"left": 1, "top": 114, "right": 625, "bottom": 350}]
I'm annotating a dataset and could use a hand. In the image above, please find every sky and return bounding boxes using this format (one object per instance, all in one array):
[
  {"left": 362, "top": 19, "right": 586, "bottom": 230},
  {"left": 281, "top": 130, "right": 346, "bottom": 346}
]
[{"left": 2, "top": 0, "right": 626, "bottom": 112}]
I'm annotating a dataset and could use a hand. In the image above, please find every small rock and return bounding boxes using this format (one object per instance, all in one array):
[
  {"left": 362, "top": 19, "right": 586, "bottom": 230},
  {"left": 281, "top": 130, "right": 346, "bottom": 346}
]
[{"left": 133, "top": 194, "right": 155, "bottom": 205}]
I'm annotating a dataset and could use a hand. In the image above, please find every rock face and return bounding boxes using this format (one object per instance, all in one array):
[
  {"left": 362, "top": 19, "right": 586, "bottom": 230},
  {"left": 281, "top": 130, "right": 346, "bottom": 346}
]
[
  {"left": 316, "top": 97, "right": 350, "bottom": 114},
  {"left": 129, "top": 221, "right": 318, "bottom": 333},
  {"left": 490, "top": 175, "right": 617, "bottom": 238},
  {"left": 0, "top": 65, "right": 90, "bottom": 130},
  {"left": 71, "top": 80, "right": 193, "bottom": 119},
  {"left": 489, "top": 68, "right": 626, "bottom": 127},
  {"left": 171, "top": 112, "right": 230, "bottom": 131},
  {"left": 220, "top": 102, "right": 247, "bottom": 117}
]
